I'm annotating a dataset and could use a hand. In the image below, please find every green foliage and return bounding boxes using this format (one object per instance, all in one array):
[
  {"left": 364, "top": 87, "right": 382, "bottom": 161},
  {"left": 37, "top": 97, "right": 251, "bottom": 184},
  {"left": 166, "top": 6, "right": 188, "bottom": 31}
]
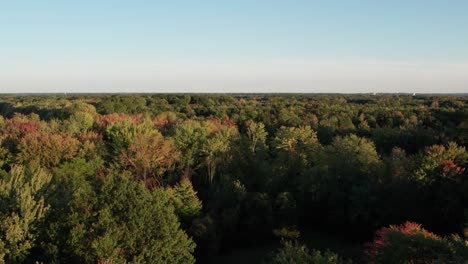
[
  {"left": 173, "top": 120, "right": 209, "bottom": 177},
  {"left": 96, "top": 96, "right": 147, "bottom": 115},
  {"left": 415, "top": 142, "right": 467, "bottom": 185},
  {"left": 273, "top": 126, "right": 318, "bottom": 155},
  {"left": 323, "top": 134, "right": 382, "bottom": 178},
  {"left": 204, "top": 126, "right": 235, "bottom": 183},
  {"left": 104, "top": 120, "right": 153, "bottom": 157},
  {"left": 67, "top": 111, "right": 94, "bottom": 134},
  {"left": 0, "top": 94, "right": 468, "bottom": 262},
  {"left": 273, "top": 226, "right": 300, "bottom": 240},
  {"left": 310, "top": 135, "right": 384, "bottom": 228},
  {"left": 246, "top": 120, "right": 268, "bottom": 153},
  {"left": 267, "top": 240, "right": 351, "bottom": 264},
  {"left": 0, "top": 166, "right": 51, "bottom": 263},
  {"left": 168, "top": 177, "right": 203, "bottom": 227},
  {"left": 0, "top": 140, "right": 9, "bottom": 169},
  {"left": 271, "top": 126, "right": 320, "bottom": 192},
  {"left": 174, "top": 120, "right": 236, "bottom": 182},
  {"left": 268, "top": 240, "right": 312, "bottom": 264},
  {"left": 45, "top": 173, "right": 195, "bottom": 263}
]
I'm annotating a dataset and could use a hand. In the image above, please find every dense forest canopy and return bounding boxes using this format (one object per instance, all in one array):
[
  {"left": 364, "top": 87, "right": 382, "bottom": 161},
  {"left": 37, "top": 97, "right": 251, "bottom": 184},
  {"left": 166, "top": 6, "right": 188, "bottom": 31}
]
[{"left": 0, "top": 94, "right": 467, "bottom": 263}]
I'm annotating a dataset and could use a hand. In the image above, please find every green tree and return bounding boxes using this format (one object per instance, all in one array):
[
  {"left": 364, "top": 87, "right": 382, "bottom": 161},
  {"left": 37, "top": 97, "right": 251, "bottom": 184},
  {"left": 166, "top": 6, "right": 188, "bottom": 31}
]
[
  {"left": 173, "top": 120, "right": 209, "bottom": 178},
  {"left": 245, "top": 120, "right": 268, "bottom": 154},
  {"left": 45, "top": 173, "right": 195, "bottom": 263},
  {"left": 414, "top": 142, "right": 467, "bottom": 185},
  {"left": 64, "top": 102, "right": 97, "bottom": 134},
  {"left": 319, "top": 135, "right": 383, "bottom": 228},
  {"left": 168, "top": 177, "right": 202, "bottom": 228},
  {"left": 271, "top": 126, "right": 321, "bottom": 193},
  {"left": 273, "top": 125, "right": 320, "bottom": 173},
  {"left": 267, "top": 240, "right": 351, "bottom": 264},
  {"left": 174, "top": 120, "right": 236, "bottom": 183},
  {"left": 204, "top": 126, "right": 235, "bottom": 183},
  {"left": 413, "top": 142, "right": 467, "bottom": 233},
  {"left": 0, "top": 166, "right": 51, "bottom": 263},
  {"left": 104, "top": 120, "right": 152, "bottom": 157},
  {"left": 67, "top": 111, "right": 94, "bottom": 134},
  {"left": 273, "top": 126, "right": 318, "bottom": 156}
]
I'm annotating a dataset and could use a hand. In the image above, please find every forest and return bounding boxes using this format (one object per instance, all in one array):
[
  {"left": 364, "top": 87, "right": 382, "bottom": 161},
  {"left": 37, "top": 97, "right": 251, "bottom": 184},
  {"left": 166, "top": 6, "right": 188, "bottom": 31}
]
[{"left": 0, "top": 94, "right": 467, "bottom": 263}]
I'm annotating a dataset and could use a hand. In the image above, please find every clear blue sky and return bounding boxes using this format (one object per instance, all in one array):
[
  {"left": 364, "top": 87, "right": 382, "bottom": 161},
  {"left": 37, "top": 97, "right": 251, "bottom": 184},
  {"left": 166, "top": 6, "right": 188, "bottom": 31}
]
[{"left": 1, "top": 0, "right": 467, "bottom": 93}]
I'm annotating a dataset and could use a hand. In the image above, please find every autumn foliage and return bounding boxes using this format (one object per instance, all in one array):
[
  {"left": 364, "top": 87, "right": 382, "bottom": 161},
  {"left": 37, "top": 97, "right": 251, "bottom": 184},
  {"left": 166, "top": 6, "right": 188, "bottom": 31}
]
[
  {"left": 366, "top": 221, "right": 468, "bottom": 264},
  {"left": 0, "top": 94, "right": 467, "bottom": 263}
]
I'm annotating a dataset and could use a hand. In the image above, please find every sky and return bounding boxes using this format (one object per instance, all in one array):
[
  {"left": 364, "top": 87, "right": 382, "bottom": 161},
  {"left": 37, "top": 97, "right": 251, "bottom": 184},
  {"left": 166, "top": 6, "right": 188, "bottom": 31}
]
[{"left": 1, "top": 0, "right": 467, "bottom": 93}]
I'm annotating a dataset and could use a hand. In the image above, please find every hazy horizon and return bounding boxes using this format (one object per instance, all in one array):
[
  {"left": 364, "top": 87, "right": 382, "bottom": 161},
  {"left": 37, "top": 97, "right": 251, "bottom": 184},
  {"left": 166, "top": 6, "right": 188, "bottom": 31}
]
[{"left": 2, "top": 1, "right": 467, "bottom": 93}]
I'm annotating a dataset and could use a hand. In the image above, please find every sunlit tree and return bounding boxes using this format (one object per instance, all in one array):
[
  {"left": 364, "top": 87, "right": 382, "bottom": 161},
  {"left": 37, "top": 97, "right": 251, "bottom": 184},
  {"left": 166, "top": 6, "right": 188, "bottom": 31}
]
[{"left": 0, "top": 166, "right": 51, "bottom": 263}]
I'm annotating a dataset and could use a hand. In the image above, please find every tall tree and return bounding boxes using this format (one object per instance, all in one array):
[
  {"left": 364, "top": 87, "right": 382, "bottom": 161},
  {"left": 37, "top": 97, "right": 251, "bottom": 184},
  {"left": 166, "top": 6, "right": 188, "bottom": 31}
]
[
  {"left": 204, "top": 126, "right": 236, "bottom": 183},
  {"left": 168, "top": 177, "right": 202, "bottom": 228},
  {"left": 173, "top": 120, "right": 209, "bottom": 178},
  {"left": 121, "top": 130, "right": 179, "bottom": 187},
  {"left": 0, "top": 166, "right": 51, "bottom": 263},
  {"left": 245, "top": 120, "right": 268, "bottom": 154}
]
